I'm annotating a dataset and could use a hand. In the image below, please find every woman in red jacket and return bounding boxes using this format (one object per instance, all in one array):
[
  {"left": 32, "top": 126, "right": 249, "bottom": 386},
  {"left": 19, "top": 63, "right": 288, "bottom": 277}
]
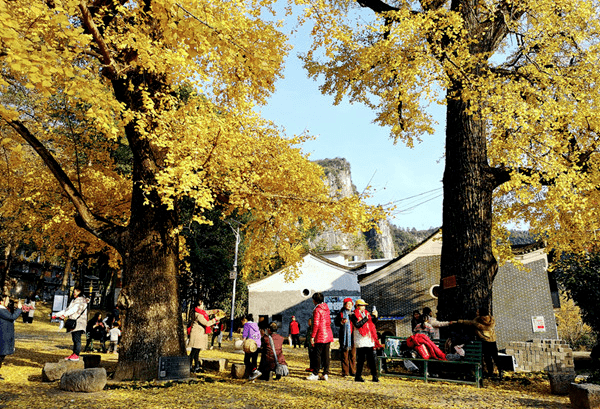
[{"left": 307, "top": 292, "right": 333, "bottom": 381}]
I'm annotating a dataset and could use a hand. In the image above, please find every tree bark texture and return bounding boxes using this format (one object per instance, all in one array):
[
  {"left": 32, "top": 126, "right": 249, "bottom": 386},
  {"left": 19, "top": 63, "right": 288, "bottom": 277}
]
[
  {"left": 438, "top": 88, "right": 497, "bottom": 321},
  {"left": 1, "top": 244, "right": 14, "bottom": 297},
  {"left": 113, "top": 214, "right": 186, "bottom": 381}
]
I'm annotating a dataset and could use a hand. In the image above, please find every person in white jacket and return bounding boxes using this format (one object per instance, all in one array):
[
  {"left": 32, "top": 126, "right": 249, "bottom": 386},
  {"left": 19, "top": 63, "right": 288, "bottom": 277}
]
[
  {"left": 422, "top": 307, "right": 454, "bottom": 339},
  {"left": 55, "top": 287, "right": 88, "bottom": 361}
]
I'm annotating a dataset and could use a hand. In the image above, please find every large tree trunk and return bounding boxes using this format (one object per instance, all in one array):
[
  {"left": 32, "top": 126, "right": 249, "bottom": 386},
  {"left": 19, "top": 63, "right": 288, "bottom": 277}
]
[
  {"left": 7, "top": 67, "right": 188, "bottom": 380},
  {"left": 110, "top": 71, "right": 187, "bottom": 380},
  {"left": 437, "top": 86, "right": 498, "bottom": 321},
  {"left": 113, "top": 195, "right": 186, "bottom": 380}
]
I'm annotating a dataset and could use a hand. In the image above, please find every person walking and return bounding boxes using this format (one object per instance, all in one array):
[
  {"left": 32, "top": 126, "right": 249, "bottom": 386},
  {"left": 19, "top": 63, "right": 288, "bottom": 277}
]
[
  {"left": 0, "top": 296, "right": 22, "bottom": 380},
  {"left": 307, "top": 292, "right": 333, "bottom": 381},
  {"left": 334, "top": 297, "right": 356, "bottom": 377},
  {"left": 289, "top": 316, "right": 300, "bottom": 348},
  {"left": 108, "top": 322, "right": 121, "bottom": 353},
  {"left": 458, "top": 307, "right": 503, "bottom": 379},
  {"left": 350, "top": 299, "right": 381, "bottom": 383},
  {"left": 55, "top": 287, "right": 88, "bottom": 361}
]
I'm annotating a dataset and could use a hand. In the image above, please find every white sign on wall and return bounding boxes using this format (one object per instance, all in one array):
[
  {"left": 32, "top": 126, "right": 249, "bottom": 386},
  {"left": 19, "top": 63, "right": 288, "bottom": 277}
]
[{"left": 531, "top": 316, "right": 546, "bottom": 332}]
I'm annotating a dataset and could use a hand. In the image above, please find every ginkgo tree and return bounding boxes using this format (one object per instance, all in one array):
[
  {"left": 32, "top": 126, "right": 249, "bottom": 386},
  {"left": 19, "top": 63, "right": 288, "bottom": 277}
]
[
  {"left": 0, "top": 94, "right": 125, "bottom": 290},
  {"left": 0, "top": 0, "right": 382, "bottom": 380},
  {"left": 298, "top": 0, "right": 600, "bottom": 320}
]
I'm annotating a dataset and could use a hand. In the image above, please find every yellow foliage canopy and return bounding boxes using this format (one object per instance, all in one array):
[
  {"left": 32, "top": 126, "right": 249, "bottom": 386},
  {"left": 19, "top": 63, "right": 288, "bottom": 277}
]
[
  {"left": 0, "top": 0, "right": 383, "bottom": 275},
  {"left": 297, "top": 0, "right": 600, "bottom": 258}
]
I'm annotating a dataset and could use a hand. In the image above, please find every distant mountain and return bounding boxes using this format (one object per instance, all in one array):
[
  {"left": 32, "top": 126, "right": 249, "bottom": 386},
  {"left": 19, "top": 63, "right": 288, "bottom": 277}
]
[
  {"left": 311, "top": 158, "right": 395, "bottom": 259},
  {"left": 312, "top": 157, "right": 535, "bottom": 259},
  {"left": 389, "top": 225, "right": 439, "bottom": 255},
  {"left": 507, "top": 230, "right": 537, "bottom": 245},
  {"left": 389, "top": 225, "right": 537, "bottom": 255}
]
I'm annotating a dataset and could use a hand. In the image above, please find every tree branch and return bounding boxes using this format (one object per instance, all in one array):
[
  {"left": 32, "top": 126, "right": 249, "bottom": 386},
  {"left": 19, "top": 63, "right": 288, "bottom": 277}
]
[
  {"left": 78, "top": 0, "right": 120, "bottom": 79},
  {"left": 4, "top": 119, "right": 126, "bottom": 250}
]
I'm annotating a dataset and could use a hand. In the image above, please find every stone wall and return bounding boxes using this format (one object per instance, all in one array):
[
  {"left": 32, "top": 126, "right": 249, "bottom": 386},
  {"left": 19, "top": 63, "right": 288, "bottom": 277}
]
[
  {"left": 505, "top": 339, "right": 574, "bottom": 372},
  {"left": 492, "top": 255, "right": 559, "bottom": 348}
]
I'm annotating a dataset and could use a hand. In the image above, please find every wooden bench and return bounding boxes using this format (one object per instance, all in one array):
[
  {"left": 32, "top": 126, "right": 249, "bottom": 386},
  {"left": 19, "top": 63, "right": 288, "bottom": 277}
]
[{"left": 377, "top": 336, "right": 483, "bottom": 387}]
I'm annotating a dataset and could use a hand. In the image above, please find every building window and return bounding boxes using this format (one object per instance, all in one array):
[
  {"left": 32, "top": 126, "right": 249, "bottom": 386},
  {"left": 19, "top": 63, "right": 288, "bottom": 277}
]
[
  {"left": 302, "top": 289, "right": 311, "bottom": 297},
  {"left": 429, "top": 285, "right": 440, "bottom": 299}
]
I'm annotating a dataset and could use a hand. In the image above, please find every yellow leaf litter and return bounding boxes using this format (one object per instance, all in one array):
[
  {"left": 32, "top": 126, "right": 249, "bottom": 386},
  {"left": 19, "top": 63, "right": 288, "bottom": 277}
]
[{"left": 0, "top": 303, "right": 570, "bottom": 409}]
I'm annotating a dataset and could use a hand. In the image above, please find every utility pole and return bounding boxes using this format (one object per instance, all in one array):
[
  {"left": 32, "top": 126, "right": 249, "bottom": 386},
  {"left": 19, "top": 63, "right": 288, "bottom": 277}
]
[{"left": 227, "top": 221, "right": 240, "bottom": 340}]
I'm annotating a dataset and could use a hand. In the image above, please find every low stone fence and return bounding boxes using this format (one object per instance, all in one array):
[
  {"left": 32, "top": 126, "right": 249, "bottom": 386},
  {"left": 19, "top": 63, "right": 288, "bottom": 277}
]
[{"left": 505, "top": 339, "right": 574, "bottom": 372}]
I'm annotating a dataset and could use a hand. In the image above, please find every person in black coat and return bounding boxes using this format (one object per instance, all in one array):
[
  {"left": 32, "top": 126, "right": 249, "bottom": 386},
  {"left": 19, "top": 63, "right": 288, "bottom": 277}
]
[
  {"left": 84, "top": 312, "right": 107, "bottom": 353},
  {"left": 257, "top": 322, "right": 287, "bottom": 381},
  {"left": 0, "top": 296, "right": 22, "bottom": 381}
]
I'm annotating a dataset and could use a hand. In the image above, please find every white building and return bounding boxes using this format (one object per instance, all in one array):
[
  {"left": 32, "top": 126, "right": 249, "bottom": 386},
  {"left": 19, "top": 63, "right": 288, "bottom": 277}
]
[{"left": 247, "top": 252, "right": 364, "bottom": 336}]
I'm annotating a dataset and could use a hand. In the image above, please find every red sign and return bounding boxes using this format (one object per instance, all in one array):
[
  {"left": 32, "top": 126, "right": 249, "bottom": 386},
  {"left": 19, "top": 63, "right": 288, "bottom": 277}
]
[{"left": 442, "top": 275, "right": 457, "bottom": 289}]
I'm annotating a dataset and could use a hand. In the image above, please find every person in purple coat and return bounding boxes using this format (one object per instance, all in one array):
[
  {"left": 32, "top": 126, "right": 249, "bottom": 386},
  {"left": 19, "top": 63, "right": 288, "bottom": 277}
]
[
  {"left": 242, "top": 314, "right": 262, "bottom": 380},
  {"left": 0, "top": 296, "right": 22, "bottom": 381}
]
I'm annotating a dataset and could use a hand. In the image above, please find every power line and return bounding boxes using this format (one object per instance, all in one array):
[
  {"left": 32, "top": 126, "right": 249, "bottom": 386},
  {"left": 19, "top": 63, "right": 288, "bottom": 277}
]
[
  {"left": 390, "top": 193, "right": 443, "bottom": 215},
  {"left": 387, "top": 187, "right": 443, "bottom": 205}
]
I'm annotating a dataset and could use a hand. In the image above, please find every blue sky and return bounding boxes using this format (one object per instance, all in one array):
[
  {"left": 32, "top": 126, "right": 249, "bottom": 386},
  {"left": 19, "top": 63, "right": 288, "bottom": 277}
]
[{"left": 258, "top": 24, "right": 446, "bottom": 230}]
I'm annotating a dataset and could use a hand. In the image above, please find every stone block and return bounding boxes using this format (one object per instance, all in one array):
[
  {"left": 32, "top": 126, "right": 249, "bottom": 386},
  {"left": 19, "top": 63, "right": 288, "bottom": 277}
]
[
  {"left": 60, "top": 368, "right": 107, "bottom": 393},
  {"left": 82, "top": 354, "right": 101, "bottom": 368},
  {"left": 201, "top": 358, "right": 228, "bottom": 372},
  {"left": 231, "top": 363, "right": 246, "bottom": 379},
  {"left": 569, "top": 382, "right": 600, "bottom": 409},
  {"left": 548, "top": 371, "right": 576, "bottom": 395},
  {"left": 42, "top": 360, "right": 85, "bottom": 382}
]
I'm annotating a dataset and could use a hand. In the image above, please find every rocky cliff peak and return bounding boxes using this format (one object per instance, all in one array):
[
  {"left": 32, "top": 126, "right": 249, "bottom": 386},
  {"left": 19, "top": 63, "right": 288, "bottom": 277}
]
[{"left": 310, "top": 158, "right": 395, "bottom": 260}]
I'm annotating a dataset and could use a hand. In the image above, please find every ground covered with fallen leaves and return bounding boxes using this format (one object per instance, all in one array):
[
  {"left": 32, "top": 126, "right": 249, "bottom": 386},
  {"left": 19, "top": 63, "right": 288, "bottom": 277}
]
[{"left": 0, "top": 303, "right": 570, "bottom": 409}]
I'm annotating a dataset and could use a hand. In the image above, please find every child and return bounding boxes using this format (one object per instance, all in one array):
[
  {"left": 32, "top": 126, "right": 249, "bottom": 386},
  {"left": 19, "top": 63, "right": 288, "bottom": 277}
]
[{"left": 108, "top": 322, "right": 121, "bottom": 353}]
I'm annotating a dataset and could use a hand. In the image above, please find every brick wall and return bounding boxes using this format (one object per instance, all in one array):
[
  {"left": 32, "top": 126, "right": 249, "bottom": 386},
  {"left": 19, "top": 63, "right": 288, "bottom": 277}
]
[
  {"left": 493, "top": 258, "right": 558, "bottom": 348},
  {"left": 362, "top": 255, "right": 441, "bottom": 337},
  {"left": 363, "top": 252, "right": 558, "bottom": 348},
  {"left": 505, "top": 340, "right": 574, "bottom": 372}
]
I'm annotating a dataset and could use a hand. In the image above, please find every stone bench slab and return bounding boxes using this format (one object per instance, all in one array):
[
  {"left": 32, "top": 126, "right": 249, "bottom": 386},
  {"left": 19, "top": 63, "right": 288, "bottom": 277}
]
[
  {"left": 200, "top": 358, "right": 228, "bottom": 372},
  {"left": 60, "top": 368, "right": 107, "bottom": 393},
  {"left": 42, "top": 360, "right": 85, "bottom": 382}
]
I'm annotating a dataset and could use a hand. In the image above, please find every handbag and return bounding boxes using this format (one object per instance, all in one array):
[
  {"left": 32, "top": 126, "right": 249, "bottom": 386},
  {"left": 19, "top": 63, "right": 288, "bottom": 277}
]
[
  {"left": 65, "top": 304, "right": 87, "bottom": 333},
  {"left": 268, "top": 335, "right": 289, "bottom": 377},
  {"left": 64, "top": 319, "right": 77, "bottom": 332},
  {"left": 403, "top": 360, "right": 419, "bottom": 372}
]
